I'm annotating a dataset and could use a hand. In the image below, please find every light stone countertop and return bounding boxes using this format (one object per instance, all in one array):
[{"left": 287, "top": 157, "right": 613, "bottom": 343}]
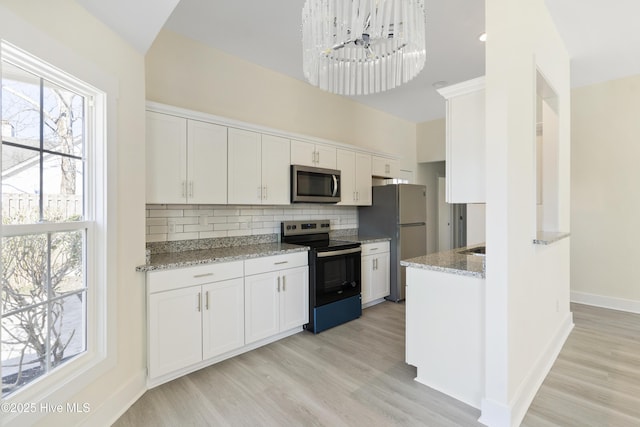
[
  {"left": 401, "top": 244, "right": 486, "bottom": 278},
  {"left": 136, "top": 232, "right": 390, "bottom": 273},
  {"left": 136, "top": 243, "right": 308, "bottom": 272},
  {"left": 339, "top": 234, "right": 392, "bottom": 245},
  {"left": 533, "top": 231, "right": 570, "bottom": 245}
]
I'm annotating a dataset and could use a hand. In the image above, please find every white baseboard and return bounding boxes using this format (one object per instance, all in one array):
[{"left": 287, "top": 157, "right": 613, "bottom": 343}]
[
  {"left": 571, "top": 291, "right": 640, "bottom": 314},
  {"left": 479, "top": 312, "right": 574, "bottom": 427},
  {"left": 79, "top": 370, "right": 146, "bottom": 427}
]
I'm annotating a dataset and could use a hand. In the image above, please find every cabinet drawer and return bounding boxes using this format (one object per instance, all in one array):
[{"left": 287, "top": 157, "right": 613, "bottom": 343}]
[
  {"left": 148, "top": 261, "right": 244, "bottom": 294},
  {"left": 362, "top": 241, "right": 390, "bottom": 256},
  {"left": 244, "top": 251, "right": 308, "bottom": 276}
]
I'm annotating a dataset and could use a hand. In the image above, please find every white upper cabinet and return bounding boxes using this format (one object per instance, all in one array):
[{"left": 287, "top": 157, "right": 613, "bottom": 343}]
[
  {"left": 146, "top": 111, "right": 187, "bottom": 204},
  {"left": 437, "top": 77, "right": 486, "bottom": 203},
  {"left": 146, "top": 111, "right": 227, "bottom": 204},
  {"left": 372, "top": 156, "right": 400, "bottom": 179},
  {"left": 261, "top": 134, "right": 291, "bottom": 204},
  {"left": 228, "top": 129, "right": 290, "bottom": 205},
  {"left": 228, "top": 128, "right": 262, "bottom": 205},
  {"left": 337, "top": 149, "right": 372, "bottom": 206},
  {"left": 291, "top": 139, "right": 337, "bottom": 170},
  {"left": 187, "top": 120, "right": 228, "bottom": 204}
]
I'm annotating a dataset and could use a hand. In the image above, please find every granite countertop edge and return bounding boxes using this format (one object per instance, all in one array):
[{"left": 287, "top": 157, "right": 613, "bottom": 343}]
[
  {"left": 136, "top": 243, "right": 309, "bottom": 272},
  {"left": 340, "top": 235, "right": 392, "bottom": 244},
  {"left": 400, "top": 243, "right": 486, "bottom": 279}
]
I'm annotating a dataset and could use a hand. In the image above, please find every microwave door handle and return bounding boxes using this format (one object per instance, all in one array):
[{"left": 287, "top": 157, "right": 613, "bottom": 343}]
[{"left": 332, "top": 175, "right": 338, "bottom": 197}]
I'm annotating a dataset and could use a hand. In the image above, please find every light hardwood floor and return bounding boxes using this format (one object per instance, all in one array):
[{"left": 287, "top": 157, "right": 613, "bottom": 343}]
[{"left": 114, "top": 302, "right": 640, "bottom": 426}]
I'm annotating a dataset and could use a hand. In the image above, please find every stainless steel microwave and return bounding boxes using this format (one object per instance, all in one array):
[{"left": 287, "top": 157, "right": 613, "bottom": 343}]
[{"left": 291, "top": 165, "right": 341, "bottom": 203}]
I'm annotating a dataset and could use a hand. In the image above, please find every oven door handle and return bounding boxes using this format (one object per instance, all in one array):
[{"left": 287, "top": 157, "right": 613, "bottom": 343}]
[{"left": 317, "top": 247, "right": 361, "bottom": 258}]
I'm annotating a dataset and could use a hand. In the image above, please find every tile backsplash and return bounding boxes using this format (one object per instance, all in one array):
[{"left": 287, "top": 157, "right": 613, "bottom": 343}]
[{"left": 146, "top": 204, "right": 358, "bottom": 243}]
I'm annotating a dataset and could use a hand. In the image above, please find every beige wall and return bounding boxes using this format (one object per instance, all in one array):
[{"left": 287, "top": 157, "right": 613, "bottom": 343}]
[
  {"left": 571, "top": 74, "right": 640, "bottom": 309},
  {"left": 145, "top": 30, "right": 417, "bottom": 173},
  {"left": 415, "top": 161, "right": 445, "bottom": 254},
  {"left": 416, "top": 118, "right": 445, "bottom": 162},
  {"left": 1, "top": 1, "right": 147, "bottom": 426},
  {"left": 483, "top": 0, "right": 572, "bottom": 425}
]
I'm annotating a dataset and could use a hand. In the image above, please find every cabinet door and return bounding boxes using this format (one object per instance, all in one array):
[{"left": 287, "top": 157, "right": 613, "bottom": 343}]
[
  {"left": 372, "top": 157, "right": 399, "bottom": 178},
  {"left": 187, "top": 120, "right": 227, "bottom": 204},
  {"left": 355, "top": 152, "right": 372, "bottom": 206},
  {"left": 261, "top": 134, "right": 290, "bottom": 205},
  {"left": 146, "top": 111, "right": 187, "bottom": 204},
  {"left": 279, "top": 266, "right": 309, "bottom": 331},
  {"left": 245, "top": 271, "right": 280, "bottom": 344},
  {"left": 148, "top": 286, "right": 202, "bottom": 378},
  {"left": 202, "top": 278, "right": 245, "bottom": 359},
  {"left": 337, "top": 149, "right": 356, "bottom": 206},
  {"left": 446, "top": 88, "right": 485, "bottom": 203},
  {"left": 371, "top": 252, "right": 390, "bottom": 300},
  {"left": 361, "top": 254, "right": 375, "bottom": 305},
  {"left": 315, "top": 144, "right": 337, "bottom": 169},
  {"left": 228, "top": 128, "right": 262, "bottom": 204},
  {"left": 290, "top": 139, "right": 316, "bottom": 167}
]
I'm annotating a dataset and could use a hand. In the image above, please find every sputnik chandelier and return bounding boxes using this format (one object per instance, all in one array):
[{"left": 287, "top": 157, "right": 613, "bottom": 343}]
[{"left": 302, "top": 0, "right": 426, "bottom": 95}]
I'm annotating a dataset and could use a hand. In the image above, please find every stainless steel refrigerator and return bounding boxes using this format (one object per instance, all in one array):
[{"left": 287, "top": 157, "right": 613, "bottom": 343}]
[{"left": 358, "top": 184, "right": 427, "bottom": 302}]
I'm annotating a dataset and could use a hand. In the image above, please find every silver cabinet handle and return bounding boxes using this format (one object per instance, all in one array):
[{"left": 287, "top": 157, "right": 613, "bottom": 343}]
[
  {"left": 369, "top": 247, "right": 379, "bottom": 251},
  {"left": 205, "top": 291, "right": 209, "bottom": 310},
  {"left": 263, "top": 186, "right": 268, "bottom": 200},
  {"left": 274, "top": 261, "right": 288, "bottom": 265},
  {"left": 197, "top": 292, "right": 201, "bottom": 312},
  {"left": 182, "top": 181, "right": 187, "bottom": 198},
  {"left": 257, "top": 186, "right": 262, "bottom": 200},
  {"left": 282, "top": 276, "right": 286, "bottom": 292},
  {"left": 189, "top": 181, "right": 194, "bottom": 198},
  {"left": 193, "top": 272, "right": 214, "bottom": 278},
  {"left": 277, "top": 276, "right": 281, "bottom": 292}
]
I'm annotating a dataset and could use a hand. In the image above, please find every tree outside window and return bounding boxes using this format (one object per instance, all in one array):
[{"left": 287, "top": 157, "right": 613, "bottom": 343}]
[{"left": 1, "top": 59, "right": 88, "bottom": 396}]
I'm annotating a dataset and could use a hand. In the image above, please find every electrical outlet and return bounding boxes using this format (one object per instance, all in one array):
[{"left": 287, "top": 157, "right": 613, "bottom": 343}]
[{"left": 168, "top": 219, "right": 176, "bottom": 234}]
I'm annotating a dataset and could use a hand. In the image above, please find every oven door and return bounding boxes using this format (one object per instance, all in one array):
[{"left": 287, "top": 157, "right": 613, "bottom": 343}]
[{"left": 314, "top": 247, "right": 361, "bottom": 307}]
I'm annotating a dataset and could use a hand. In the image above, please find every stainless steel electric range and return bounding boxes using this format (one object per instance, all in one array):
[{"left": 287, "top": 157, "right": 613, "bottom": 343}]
[{"left": 281, "top": 220, "right": 361, "bottom": 333}]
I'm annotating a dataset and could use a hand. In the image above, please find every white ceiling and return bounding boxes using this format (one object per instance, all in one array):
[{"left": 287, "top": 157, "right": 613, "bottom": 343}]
[{"left": 77, "top": 0, "right": 640, "bottom": 123}]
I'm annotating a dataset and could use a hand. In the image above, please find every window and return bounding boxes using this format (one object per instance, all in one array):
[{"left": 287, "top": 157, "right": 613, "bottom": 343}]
[{"left": 1, "top": 45, "right": 98, "bottom": 397}]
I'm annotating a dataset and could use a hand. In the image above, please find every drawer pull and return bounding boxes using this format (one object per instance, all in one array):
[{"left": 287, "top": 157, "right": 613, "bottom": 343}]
[
  {"left": 274, "top": 261, "right": 288, "bottom": 265},
  {"left": 193, "top": 273, "right": 214, "bottom": 278},
  {"left": 369, "top": 247, "right": 379, "bottom": 251}
]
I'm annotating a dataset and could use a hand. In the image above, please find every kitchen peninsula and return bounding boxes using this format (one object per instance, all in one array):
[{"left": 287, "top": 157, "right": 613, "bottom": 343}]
[{"left": 401, "top": 245, "right": 486, "bottom": 408}]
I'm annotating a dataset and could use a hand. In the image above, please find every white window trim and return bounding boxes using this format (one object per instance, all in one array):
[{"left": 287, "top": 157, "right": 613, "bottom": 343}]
[{"left": 1, "top": 41, "right": 117, "bottom": 426}]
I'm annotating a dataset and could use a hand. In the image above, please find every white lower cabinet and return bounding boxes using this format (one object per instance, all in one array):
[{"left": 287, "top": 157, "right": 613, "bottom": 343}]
[
  {"left": 147, "top": 261, "right": 244, "bottom": 380},
  {"left": 149, "top": 285, "right": 203, "bottom": 378},
  {"left": 202, "top": 278, "right": 245, "bottom": 359},
  {"left": 244, "top": 252, "right": 309, "bottom": 344},
  {"left": 361, "top": 241, "right": 391, "bottom": 306},
  {"left": 146, "top": 252, "right": 308, "bottom": 387}
]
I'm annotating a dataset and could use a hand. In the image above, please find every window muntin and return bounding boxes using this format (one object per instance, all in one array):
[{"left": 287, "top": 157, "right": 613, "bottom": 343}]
[{"left": 1, "top": 55, "right": 90, "bottom": 397}]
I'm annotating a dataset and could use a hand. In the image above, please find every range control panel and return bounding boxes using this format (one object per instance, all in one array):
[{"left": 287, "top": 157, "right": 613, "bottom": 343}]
[{"left": 281, "top": 220, "right": 331, "bottom": 237}]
